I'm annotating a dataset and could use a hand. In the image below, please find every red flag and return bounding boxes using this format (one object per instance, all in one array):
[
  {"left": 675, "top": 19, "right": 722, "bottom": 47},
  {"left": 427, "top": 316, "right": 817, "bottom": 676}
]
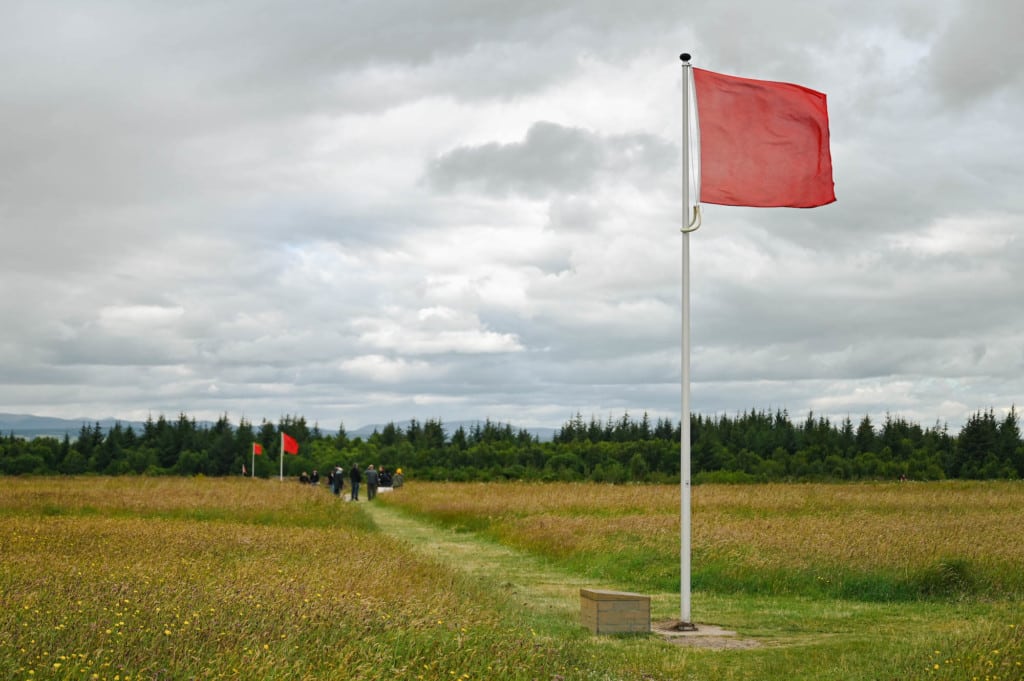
[
  {"left": 282, "top": 433, "right": 299, "bottom": 455},
  {"left": 694, "top": 67, "right": 835, "bottom": 208},
  {"left": 253, "top": 443, "right": 263, "bottom": 456}
]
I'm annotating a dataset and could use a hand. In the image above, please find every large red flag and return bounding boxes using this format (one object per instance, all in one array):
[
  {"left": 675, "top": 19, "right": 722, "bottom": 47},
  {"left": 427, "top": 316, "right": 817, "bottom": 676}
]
[
  {"left": 252, "top": 443, "right": 263, "bottom": 456},
  {"left": 694, "top": 67, "right": 835, "bottom": 208},
  {"left": 282, "top": 433, "right": 299, "bottom": 455}
]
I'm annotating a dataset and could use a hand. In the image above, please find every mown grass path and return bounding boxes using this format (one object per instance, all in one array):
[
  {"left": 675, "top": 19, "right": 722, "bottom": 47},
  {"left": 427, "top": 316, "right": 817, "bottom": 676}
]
[
  {"left": 361, "top": 500, "right": 595, "bottom": 623},
  {"left": 360, "top": 499, "right": 756, "bottom": 651}
]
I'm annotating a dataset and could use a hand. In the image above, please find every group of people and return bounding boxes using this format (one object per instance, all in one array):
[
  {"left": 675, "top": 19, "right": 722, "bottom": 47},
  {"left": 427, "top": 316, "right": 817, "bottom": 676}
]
[{"left": 299, "top": 464, "right": 403, "bottom": 501}]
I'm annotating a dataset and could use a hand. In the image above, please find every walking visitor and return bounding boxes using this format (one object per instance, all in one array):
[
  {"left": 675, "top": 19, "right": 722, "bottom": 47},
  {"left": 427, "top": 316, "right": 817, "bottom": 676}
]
[
  {"left": 365, "top": 464, "right": 379, "bottom": 500},
  {"left": 349, "top": 463, "right": 362, "bottom": 501}
]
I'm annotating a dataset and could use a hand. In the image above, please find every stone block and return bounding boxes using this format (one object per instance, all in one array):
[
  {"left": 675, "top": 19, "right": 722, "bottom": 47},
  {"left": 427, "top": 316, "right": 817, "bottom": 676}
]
[{"left": 579, "top": 588, "right": 650, "bottom": 634}]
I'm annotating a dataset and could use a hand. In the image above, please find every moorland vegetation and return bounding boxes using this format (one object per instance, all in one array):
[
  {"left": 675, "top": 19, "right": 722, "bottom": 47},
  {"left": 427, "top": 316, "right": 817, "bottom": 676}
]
[{"left": 1, "top": 477, "right": 1021, "bottom": 680}]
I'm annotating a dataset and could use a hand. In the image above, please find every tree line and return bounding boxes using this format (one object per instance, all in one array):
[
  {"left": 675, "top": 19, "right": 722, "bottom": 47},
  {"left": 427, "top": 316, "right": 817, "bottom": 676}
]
[{"left": 1, "top": 408, "right": 1022, "bottom": 482}]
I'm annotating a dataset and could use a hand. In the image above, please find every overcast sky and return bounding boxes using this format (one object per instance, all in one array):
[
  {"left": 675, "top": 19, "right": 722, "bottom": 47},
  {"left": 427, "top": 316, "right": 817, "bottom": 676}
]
[{"left": 3, "top": 0, "right": 1023, "bottom": 433}]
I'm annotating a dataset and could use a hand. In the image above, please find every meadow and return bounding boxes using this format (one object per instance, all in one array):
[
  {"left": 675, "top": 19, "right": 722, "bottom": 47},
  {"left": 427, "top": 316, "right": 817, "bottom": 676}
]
[{"left": 1, "top": 477, "right": 1021, "bottom": 680}]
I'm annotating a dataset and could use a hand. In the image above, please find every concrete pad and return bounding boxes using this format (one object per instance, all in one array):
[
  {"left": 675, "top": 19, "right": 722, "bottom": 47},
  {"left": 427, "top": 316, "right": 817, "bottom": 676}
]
[{"left": 652, "top": 621, "right": 762, "bottom": 650}]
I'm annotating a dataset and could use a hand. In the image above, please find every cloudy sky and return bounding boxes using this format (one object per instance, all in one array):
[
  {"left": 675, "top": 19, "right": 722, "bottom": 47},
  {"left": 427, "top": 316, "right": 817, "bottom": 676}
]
[{"left": 3, "top": 0, "right": 1023, "bottom": 433}]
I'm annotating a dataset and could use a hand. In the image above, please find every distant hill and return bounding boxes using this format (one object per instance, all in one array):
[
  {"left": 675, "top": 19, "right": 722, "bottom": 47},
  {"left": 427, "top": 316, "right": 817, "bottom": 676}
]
[
  {"left": 1, "top": 413, "right": 558, "bottom": 443},
  {"left": 0, "top": 413, "right": 149, "bottom": 439}
]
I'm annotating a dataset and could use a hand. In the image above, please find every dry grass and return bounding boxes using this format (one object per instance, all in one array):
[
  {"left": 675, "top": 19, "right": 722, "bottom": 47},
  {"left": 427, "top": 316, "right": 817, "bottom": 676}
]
[
  {"left": 382, "top": 480, "right": 1024, "bottom": 597},
  {"left": 695, "top": 482, "right": 1024, "bottom": 568},
  {"left": 3, "top": 477, "right": 1022, "bottom": 681},
  {"left": 0, "top": 476, "right": 328, "bottom": 520},
  {"left": 0, "top": 477, "right": 586, "bottom": 680}
]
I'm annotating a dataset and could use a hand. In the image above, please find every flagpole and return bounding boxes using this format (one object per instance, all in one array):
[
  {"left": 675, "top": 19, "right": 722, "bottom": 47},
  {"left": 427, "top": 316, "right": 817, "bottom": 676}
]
[
  {"left": 279, "top": 432, "right": 284, "bottom": 481},
  {"left": 251, "top": 443, "right": 254, "bottom": 479},
  {"left": 679, "top": 52, "right": 695, "bottom": 628}
]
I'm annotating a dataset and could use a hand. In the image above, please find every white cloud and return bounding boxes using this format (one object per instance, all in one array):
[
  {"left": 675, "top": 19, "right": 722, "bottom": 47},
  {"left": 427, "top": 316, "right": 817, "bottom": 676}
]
[
  {"left": 2, "top": 0, "right": 1023, "bottom": 432},
  {"left": 97, "top": 305, "right": 185, "bottom": 331},
  {"left": 887, "top": 214, "right": 1018, "bottom": 257},
  {"left": 352, "top": 308, "right": 524, "bottom": 355},
  {"left": 339, "top": 355, "right": 438, "bottom": 383}
]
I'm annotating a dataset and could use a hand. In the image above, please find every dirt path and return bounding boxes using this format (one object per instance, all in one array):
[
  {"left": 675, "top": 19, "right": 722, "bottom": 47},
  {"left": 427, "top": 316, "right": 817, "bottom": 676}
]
[{"left": 361, "top": 500, "right": 591, "bottom": 618}]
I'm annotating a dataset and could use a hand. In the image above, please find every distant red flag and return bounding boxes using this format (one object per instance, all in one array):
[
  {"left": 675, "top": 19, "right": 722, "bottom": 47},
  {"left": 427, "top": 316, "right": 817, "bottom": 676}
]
[
  {"left": 253, "top": 443, "right": 263, "bottom": 456},
  {"left": 694, "top": 67, "right": 835, "bottom": 208},
  {"left": 282, "top": 433, "right": 299, "bottom": 455}
]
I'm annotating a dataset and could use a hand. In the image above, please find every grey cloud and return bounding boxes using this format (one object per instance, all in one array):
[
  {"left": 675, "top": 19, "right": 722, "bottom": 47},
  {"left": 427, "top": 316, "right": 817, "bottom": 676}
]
[
  {"left": 925, "top": 0, "right": 1024, "bottom": 105},
  {"left": 546, "top": 197, "right": 606, "bottom": 233},
  {"left": 426, "top": 122, "right": 603, "bottom": 197},
  {"left": 425, "top": 121, "right": 674, "bottom": 198},
  {"left": 4, "top": 0, "right": 1024, "bottom": 434}
]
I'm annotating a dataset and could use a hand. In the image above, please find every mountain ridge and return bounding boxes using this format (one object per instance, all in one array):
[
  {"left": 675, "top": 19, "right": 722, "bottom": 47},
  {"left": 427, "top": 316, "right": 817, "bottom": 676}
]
[{"left": 0, "top": 413, "right": 557, "bottom": 442}]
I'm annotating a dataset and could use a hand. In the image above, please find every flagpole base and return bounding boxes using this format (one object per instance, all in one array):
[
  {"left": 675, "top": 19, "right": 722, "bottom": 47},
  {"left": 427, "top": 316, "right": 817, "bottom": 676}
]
[{"left": 654, "top": 622, "right": 758, "bottom": 649}]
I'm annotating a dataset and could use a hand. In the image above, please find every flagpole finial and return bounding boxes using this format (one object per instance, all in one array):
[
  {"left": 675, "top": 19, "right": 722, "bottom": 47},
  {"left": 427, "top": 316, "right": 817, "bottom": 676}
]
[{"left": 679, "top": 53, "right": 691, "bottom": 63}]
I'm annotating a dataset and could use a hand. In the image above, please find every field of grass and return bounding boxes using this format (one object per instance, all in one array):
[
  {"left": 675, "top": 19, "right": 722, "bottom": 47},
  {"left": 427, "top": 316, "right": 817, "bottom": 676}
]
[
  {"left": 1, "top": 477, "right": 1021, "bottom": 680},
  {"left": 383, "top": 481, "right": 1024, "bottom": 601}
]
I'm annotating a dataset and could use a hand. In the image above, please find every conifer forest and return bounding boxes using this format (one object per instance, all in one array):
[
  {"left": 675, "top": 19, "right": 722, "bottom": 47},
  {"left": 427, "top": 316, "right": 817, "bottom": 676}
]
[{"left": 2, "top": 407, "right": 1022, "bottom": 482}]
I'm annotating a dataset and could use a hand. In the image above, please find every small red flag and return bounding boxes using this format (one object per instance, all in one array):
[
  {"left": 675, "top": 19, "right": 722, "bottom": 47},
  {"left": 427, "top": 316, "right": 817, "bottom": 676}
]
[
  {"left": 253, "top": 443, "right": 263, "bottom": 456},
  {"left": 694, "top": 67, "right": 835, "bottom": 208},
  {"left": 282, "top": 433, "right": 299, "bottom": 455}
]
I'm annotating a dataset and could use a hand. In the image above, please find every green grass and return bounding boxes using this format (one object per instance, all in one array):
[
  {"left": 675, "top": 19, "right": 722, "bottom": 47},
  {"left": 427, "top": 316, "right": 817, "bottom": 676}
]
[
  {"left": 1, "top": 477, "right": 1022, "bottom": 680},
  {"left": 381, "top": 481, "right": 1024, "bottom": 601},
  {"left": 0, "top": 478, "right": 596, "bottom": 680},
  {"left": 378, "top": 481, "right": 1024, "bottom": 680}
]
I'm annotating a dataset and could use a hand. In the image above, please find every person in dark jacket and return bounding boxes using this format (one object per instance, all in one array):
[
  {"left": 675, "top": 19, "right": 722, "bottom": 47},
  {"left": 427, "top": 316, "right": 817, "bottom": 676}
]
[
  {"left": 365, "top": 465, "right": 379, "bottom": 500},
  {"left": 349, "top": 463, "right": 362, "bottom": 501},
  {"left": 331, "top": 466, "right": 344, "bottom": 496}
]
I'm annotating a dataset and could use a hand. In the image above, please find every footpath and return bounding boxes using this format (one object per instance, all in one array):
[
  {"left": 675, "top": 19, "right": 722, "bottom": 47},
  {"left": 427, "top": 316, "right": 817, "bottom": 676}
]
[
  {"left": 359, "top": 501, "right": 588, "bottom": 620},
  {"left": 359, "top": 500, "right": 752, "bottom": 648}
]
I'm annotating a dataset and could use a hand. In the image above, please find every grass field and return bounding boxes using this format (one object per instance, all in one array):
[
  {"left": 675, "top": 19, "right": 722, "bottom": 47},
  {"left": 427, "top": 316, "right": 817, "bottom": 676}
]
[{"left": 1, "top": 477, "right": 1021, "bottom": 680}]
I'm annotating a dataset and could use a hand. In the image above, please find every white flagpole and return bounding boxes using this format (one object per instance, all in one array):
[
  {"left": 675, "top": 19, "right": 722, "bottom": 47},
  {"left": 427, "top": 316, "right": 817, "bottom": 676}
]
[
  {"left": 679, "top": 52, "right": 696, "bottom": 627},
  {"left": 279, "top": 432, "right": 284, "bottom": 481}
]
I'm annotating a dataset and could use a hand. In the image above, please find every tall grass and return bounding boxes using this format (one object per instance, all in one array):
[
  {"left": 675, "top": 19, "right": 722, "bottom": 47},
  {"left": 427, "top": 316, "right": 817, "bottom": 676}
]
[
  {"left": 380, "top": 480, "right": 1024, "bottom": 679},
  {"left": 381, "top": 480, "right": 1024, "bottom": 601},
  {"left": 2, "top": 477, "right": 1022, "bottom": 681},
  {"left": 0, "top": 478, "right": 593, "bottom": 680}
]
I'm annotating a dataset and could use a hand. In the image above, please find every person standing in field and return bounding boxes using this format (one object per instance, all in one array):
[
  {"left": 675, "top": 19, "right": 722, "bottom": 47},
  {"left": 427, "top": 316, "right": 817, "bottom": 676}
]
[
  {"left": 349, "top": 463, "right": 362, "bottom": 501},
  {"left": 310, "top": 469, "right": 320, "bottom": 485},
  {"left": 365, "top": 464, "right": 379, "bottom": 500},
  {"left": 331, "top": 466, "right": 344, "bottom": 496}
]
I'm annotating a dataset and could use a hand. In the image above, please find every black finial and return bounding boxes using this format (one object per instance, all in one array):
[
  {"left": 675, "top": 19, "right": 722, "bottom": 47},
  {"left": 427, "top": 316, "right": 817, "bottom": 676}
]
[{"left": 679, "top": 53, "right": 691, "bottom": 63}]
